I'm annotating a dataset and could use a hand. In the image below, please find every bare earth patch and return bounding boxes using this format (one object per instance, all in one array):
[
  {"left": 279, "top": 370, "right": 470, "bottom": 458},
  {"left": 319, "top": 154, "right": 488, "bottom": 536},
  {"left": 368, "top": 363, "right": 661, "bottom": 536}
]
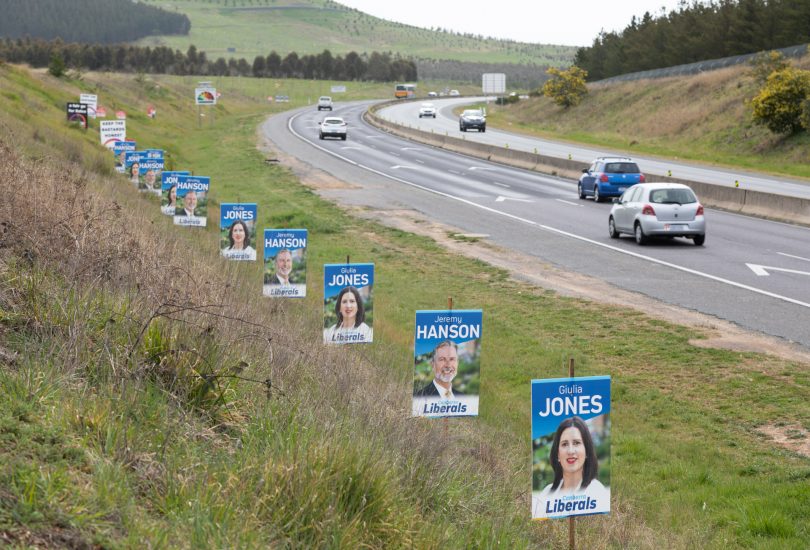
[
  {"left": 259, "top": 134, "right": 810, "bottom": 367},
  {"left": 758, "top": 424, "right": 810, "bottom": 458}
]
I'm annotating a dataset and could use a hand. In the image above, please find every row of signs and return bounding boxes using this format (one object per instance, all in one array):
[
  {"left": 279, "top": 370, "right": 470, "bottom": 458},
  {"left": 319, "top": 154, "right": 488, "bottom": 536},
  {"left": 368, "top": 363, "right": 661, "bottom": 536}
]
[{"left": 100, "top": 90, "right": 610, "bottom": 523}]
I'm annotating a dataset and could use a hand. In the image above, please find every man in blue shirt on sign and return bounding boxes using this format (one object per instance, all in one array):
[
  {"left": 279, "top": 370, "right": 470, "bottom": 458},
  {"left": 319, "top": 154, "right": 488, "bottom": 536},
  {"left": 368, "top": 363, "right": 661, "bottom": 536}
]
[{"left": 414, "top": 340, "right": 465, "bottom": 399}]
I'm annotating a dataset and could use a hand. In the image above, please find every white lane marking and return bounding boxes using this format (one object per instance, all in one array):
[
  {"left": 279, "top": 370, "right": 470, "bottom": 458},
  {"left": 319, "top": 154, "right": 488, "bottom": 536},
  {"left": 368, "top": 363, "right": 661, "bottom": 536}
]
[
  {"left": 496, "top": 196, "right": 533, "bottom": 203},
  {"left": 402, "top": 147, "right": 421, "bottom": 151},
  {"left": 391, "top": 165, "right": 420, "bottom": 170},
  {"left": 556, "top": 199, "right": 584, "bottom": 207},
  {"left": 491, "top": 181, "right": 511, "bottom": 188},
  {"left": 390, "top": 152, "right": 401, "bottom": 157},
  {"left": 778, "top": 252, "right": 810, "bottom": 263},
  {"left": 747, "top": 264, "right": 810, "bottom": 277},
  {"left": 469, "top": 167, "right": 498, "bottom": 171},
  {"left": 415, "top": 159, "right": 425, "bottom": 164},
  {"left": 288, "top": 112, "right": 810, "bottom": 310},
  {"left": 342, "top": 147, "right": 362, "bottom": 150},
  {"left": 448, "top": 170, "right": 461, "bottom": 175}
]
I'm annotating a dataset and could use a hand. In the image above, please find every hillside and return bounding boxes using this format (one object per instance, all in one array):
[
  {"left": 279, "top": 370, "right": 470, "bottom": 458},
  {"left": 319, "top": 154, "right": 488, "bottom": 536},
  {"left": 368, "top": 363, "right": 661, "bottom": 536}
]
[
  {"left": 135, "top": 0, "right": 576, "bottom": 66},
  {"left": 0, "top": 63, "right": 808, "bottom": 548},
  {"left": 486, "top": 54, "right": 810, "bottom": 180}
]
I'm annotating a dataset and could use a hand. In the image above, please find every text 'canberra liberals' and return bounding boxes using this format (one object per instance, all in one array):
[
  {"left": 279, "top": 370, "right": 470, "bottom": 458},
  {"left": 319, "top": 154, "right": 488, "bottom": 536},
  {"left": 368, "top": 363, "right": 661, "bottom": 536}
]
[{"left": 416, "top": 323, "right": 481, "bottom": 340}]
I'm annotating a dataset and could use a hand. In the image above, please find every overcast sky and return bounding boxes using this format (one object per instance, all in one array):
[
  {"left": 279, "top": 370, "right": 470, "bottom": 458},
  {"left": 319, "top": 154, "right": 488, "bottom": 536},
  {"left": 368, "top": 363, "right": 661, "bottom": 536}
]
[{"left": 337, "top": 0, "right": 685, "bottom": 47}]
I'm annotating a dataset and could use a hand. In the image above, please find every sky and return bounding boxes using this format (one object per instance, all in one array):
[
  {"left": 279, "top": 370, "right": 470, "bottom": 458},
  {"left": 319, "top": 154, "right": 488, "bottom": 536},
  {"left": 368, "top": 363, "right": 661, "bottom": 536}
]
[{"left": 336, "top": 0, "right": 686, "bottom": 47}]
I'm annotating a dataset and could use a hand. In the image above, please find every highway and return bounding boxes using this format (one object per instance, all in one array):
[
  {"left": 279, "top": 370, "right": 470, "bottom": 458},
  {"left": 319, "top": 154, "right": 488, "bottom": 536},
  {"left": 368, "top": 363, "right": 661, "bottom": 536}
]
[
  {"left": 379, "top": 97, "right": 810, "bottom": 200},
  {"left": 262, "top": 99, "right": 810, "bottom": 349}
]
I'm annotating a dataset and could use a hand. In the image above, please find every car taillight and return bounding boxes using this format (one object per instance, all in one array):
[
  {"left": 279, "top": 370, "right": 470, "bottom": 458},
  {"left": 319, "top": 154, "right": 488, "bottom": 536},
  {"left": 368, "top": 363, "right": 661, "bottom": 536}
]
[
  {"left": 696, "top": 204, "right": 704, "bottom": 216},
  {"left": 642, "top": 204, "right": 656, "bottom": 216},
  {"left": 639, "top": 174, "right": 646, "bottom": 183},
  {"left": 599, "top": 174, "right": 609, "bottom": 182}
]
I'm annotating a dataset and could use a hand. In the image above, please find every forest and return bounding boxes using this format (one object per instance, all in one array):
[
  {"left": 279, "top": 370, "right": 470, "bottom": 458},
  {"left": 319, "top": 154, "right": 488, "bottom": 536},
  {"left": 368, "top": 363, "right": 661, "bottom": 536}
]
[
  {"left": 0, "top": 39, "right": 418, "bottom": 83},
  {"left": 575, "top": 0, "right": 810, "bottom": 80},
  {"left": 0, "top": 0, "right": 190, "bottom": 44}
]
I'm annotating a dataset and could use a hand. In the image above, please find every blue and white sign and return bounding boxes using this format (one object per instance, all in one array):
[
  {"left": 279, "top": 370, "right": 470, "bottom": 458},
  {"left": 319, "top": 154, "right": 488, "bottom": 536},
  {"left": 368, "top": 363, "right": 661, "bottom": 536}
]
[
  {"left": 531, "top": 376, "right": 611, "bottom": 520},
  {"left": 263, "top": 229, "right": 307, "bottom": 298},
  {"left": 220, "top": 204, "right": 257, "bottom": 261},
  {"left": 323, "top": 263, "right": 374, "bottom": 344},
  {"left": 113, "top": 140, "right": 136, "bottom": 173},
  {"left": 412, "top": 310, "right": 482, "bottom": 418},
  {"left": 160, "top": 171, "right": 190, "bottom": 216},
  {"left": 138, "top": 150, "right": 164, "bottom": 194},
  {"left": 173, "top": 175, "right": 210, "bottom": 227}
]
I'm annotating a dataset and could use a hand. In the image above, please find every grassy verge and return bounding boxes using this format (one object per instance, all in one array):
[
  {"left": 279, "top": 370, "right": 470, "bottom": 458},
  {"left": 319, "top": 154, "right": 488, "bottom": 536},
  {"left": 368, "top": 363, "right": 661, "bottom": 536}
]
[{"left": 0, "top": 64, "right": 808, "bottom": 548}]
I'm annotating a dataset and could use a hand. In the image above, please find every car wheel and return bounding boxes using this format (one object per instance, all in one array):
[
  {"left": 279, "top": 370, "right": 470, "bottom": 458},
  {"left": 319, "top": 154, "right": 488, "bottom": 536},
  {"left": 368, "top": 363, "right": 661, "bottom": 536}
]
[
  {"left": 634, "top": 222, "right": 648, "bottom": 245},
  {"left": 481, "top": 126, "right": 486, "bottom": 132},
  {"left": 319, "top": 133, "right": 324, "bottom": 140},
  {"left": 593, "top": 186, "right": 602, "bottom": 203},
  {"left": 433, "top": 114, "right": 436, "bottom": 118},
  {"left": 577, "top": 182, "right": 586, "bottom": 199},
  {"left": 693, "top": 234, "right": 705, "bottom": 246},
  {"left": 341, "top": 135, "right": 347, "bottom": 141},
  {"left": 608, "top": 217, "right": 619, "bottom": 239}
]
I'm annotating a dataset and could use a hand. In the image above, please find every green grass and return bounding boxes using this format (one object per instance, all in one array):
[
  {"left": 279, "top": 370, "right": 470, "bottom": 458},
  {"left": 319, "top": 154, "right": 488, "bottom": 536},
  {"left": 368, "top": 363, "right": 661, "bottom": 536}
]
[
  {"left": 0, "top": 64, "right": 809, "bottom": 547},
  {"left": 135, "top": 0, "right": 577, "bottom": 66}
]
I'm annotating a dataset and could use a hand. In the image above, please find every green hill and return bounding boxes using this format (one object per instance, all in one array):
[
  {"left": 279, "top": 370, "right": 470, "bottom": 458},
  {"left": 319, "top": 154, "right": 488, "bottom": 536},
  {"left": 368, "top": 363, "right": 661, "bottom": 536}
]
[{"left": 136, "top": 0, "right": 576, "bottom": 66}]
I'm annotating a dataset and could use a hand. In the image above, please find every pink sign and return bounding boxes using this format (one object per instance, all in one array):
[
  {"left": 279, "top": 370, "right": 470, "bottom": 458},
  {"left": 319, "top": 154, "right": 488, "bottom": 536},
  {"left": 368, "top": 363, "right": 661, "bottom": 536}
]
[
  {"left": 116, "top": 110, "right": 126, "bottom": 120},
  {"left": 96, "top": 106, "right": 107, "bottom": 118}
]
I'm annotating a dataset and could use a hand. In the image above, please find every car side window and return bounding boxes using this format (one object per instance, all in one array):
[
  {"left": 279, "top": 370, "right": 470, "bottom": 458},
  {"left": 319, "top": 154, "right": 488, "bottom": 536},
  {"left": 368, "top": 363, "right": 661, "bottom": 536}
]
[{"left": 625, "top": 187, "right": 641, "bottom": 202}]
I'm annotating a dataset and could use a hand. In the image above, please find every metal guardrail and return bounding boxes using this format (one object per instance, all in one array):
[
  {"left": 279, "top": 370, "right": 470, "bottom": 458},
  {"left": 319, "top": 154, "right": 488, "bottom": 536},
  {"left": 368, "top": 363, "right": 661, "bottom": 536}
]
[{"left": 594, "top": 44, "right": 809, "bottom": 84}]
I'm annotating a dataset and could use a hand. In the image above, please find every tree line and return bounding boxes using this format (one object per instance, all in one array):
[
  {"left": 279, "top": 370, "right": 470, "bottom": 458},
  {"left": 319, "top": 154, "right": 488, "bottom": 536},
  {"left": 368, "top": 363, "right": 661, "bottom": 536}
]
[
  {"left": 575, "top": 0, "right": 810, "bottom": 81},
  {"left": 0, "top": 38, "right": 417, "bottom": 82},
  {"left": 0, "top": 0, "right": 190, "bottom": 44}
]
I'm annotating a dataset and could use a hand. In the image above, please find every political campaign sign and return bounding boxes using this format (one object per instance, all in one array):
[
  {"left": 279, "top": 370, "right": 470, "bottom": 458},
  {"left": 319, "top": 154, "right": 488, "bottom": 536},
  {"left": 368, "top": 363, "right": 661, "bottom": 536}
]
[
  {"left": 195, "top": 86, "right": 217, "bottom": 105},
  {"left": 160, "top": 171, "right": 190, "bottom": 215},
  {"left": 123, "top": 150, "right": 146, "bottom": 186},
  {"left": 323, "top": 263, "right": 373, "bottom": 344},
  {"left": 531, "top": 376, "right": 611, "bottom": 520},
  {"left": 100, "top": 120, "right": 126, "bottom": 150},
  {"left": 80, "top": 93, "right": 98, "bottom": 118},
  {"left": 173, "top": 175, "right": 210, "bottom": 227},
  {"left": 113, "top": 140, "right": 136, "bottom": 174},
  {"left": 135, "top": 150, "right": 164, "bottom": 194},
  {"left": 412, "top": 310, "right": 481, "bottom": 418},
  {"left": 220, "top": 204, "right": 257, "bottom": 261},
  {"left": 116, "top": 110, "right": 126, "bottom": 120},
  {"left": 96, "top": 106, "right": 107, "bottom": 118},
  {"left": 263, "top": 229, "right": 307, "bottom": 298},
  {"left": 66, "top": 102, "right": 88, "bottom": 128}
]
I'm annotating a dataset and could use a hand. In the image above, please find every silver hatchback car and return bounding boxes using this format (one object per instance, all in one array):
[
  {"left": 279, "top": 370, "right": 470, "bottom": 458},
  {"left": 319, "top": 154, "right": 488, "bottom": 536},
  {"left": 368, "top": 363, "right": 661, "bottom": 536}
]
[{"left": 608, "top": 183, "right": 706, "bottom": 245}]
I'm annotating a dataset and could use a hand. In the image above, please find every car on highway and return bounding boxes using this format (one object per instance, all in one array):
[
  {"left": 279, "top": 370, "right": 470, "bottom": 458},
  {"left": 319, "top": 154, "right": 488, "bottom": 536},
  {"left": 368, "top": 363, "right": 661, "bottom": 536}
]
[
  {"left": 449, "top": 89, "right": 460, "bottom": 96},
  {"left": 318, "top": 116, "right": 347, "bottom": 140},
  {"left": 608, "top": 182, "right": 706, "bottom": 246},
  {"left": 578, "top": 157, "right": 645, "bottom": 202},
  {"left": 459, "top": 109, "right": 486, "bottom": 132},
  {"left": 317, "top": 96, "right": 333, "bottom": 111},
  {"left": 427, "top": 91, "right": 438, "bottom": 97},
  {"left": 418, "top": 102, "right": 437, "bottom": 118}
]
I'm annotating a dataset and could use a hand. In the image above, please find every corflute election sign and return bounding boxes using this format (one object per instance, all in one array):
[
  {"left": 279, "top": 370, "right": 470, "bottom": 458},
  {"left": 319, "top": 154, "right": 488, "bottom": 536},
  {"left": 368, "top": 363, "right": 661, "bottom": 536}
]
[
  {"left": 412, "top": 310, "right": 482, "bottom": 418},
  {"left": 263, "top": 229, "right": 307, "bottom": 298},
  {"left": 323, "top": 263, "right": 373, "bottom": 344},
  {"left": 113, "top": 140, "right": 136, "bottom": 174},
  {"left": 220, "top": 204, "right": 257, "bottom": 261},
  {"left": 160, "top": 171, "right": 190, "bottom": 216},
  {"left": 531, "top": 376, "right": 611, "bottom": 520},
  {"left": 173, "top": 175, "right": 210, "bottom": 227}
]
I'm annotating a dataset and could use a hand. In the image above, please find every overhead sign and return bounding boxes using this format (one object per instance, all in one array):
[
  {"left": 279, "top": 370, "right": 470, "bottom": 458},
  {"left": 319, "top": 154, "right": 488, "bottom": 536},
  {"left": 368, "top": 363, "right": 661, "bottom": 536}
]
[
  {"left": 66, "top": 102, "right": 88, "bottom": 128},
  {"left": 482, "top": 73, "right": 506, "bottom": 95},
  {"left": 263, "top": 229, "right": 308, "bottom": 298},
  {"left": 99, "top": 120, "right": 126, "bottom": 149},
  {"left": 412, "top": 310, "right": 482, "bottom": 418},
  {"left": 531, "top": 376, "right": 611, "bottom": 520},
  {"left": 195, "top": 86, "right": 217, "bottom": 105},
  {"left": 80, "top": 93, "right": 98, "bottom": 118}
]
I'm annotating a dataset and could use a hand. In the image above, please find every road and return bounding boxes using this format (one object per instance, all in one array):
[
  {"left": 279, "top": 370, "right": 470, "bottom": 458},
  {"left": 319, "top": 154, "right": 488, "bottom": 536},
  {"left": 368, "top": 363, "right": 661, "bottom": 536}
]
[
  {"left": 379, "top": 97, "right": 810, "bottom": 200},
  {"left": 261, "top": 100, "right": 810, "bottom": 350}
]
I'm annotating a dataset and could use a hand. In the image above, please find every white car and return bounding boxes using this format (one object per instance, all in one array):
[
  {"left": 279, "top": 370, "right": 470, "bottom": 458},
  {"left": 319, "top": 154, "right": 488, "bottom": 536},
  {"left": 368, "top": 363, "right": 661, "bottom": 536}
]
[
  {"left": 317, "top": 96, "right": 333, "bottom": 111},
  {"left": 608, "top": 183, "right": 706, "bottom": 245},
  {"left": 449, "top": 89, "right": 461, "bottom": 96},
  {"left": 427, "top": 91, "right": 438, "bottom": 97},
  {"left": 418, "top": 102, "right": 437, "bottom": 118},
  {"left": 318, "top": 116, "right": 347, "bottom": 140}
]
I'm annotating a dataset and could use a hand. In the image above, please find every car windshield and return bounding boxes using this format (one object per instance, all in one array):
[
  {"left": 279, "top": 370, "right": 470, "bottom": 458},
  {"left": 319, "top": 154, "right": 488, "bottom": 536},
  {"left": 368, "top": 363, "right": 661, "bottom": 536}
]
[
  {"left": 463, "top": 110, "right": 483, "bottom": 116},
  {"left": 422, "top": 103, "right": 434, "bottom": 108},
  {"left": 649, "top": 188, "right": 697, "bottom": 204},
  {"left": 605, "top": 162, "right": 640, "bottom": 174}
]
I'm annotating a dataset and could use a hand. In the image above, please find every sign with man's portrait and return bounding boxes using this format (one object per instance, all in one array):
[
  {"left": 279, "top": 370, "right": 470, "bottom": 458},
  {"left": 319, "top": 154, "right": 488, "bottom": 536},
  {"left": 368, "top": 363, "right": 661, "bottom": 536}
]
[
  {"left": 113, "top": 140, "right": 136, "bottom": 173},
  {"left": 531, "top": 376, "right": 611, "bottom": 520},
  {"left": 173, "top": 175, "right": 210, "bottom": 227},
  {"left": 412, "top": 309, "right": 482, "bottom": 418},
  {"left": 323, "top": 263, "right": 374, "bottom": 344},
  {"left": 263, "top": 229, "right": 307, "bottom": 298}
]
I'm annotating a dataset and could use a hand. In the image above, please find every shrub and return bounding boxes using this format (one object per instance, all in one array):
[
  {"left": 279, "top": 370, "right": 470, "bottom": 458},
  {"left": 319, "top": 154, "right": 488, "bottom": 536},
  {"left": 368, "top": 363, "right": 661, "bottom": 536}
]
[
  {"left": 748, "top": 51, "right": 788, "bottom": 84},
  {"left": 751, "top": 67, "right": 810, "bottom": 134},
  {"left": 542, "top": 65, "right": 588, "bottom": 108}
]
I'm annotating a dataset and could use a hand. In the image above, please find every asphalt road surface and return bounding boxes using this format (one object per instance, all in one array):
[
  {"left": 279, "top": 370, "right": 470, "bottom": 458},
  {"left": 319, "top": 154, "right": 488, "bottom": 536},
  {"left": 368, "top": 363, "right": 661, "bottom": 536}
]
[{"left": 261, "top": 99, "right": 810, "bottom": 350}]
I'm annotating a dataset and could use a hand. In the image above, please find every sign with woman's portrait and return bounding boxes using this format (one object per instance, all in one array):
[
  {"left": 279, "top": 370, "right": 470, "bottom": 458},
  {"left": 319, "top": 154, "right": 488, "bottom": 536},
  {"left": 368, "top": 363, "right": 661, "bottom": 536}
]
[
  {"left": 263, "top": 229, "right": 307, "bottom": 298},
  {"left": 531, "top": 376, "right": 611, "bottom": 520},
  {"left": 412, "top": 310, "right": 482, "bottom": 418},
  {"left": 220, "top": 204, "right": 257, "bottom": 261},
  {"left": 323, "top": 263, "right": 374, "bottom": 344},
  {"left": 160, "top": 171, "right": 190, "bottom": 216}
]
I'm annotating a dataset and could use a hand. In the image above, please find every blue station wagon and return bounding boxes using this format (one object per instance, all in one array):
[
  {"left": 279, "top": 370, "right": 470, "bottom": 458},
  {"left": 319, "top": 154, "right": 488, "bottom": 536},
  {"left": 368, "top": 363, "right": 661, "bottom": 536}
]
[{"left": 578, "top": 157, "right": 645, "bottom": 202}]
